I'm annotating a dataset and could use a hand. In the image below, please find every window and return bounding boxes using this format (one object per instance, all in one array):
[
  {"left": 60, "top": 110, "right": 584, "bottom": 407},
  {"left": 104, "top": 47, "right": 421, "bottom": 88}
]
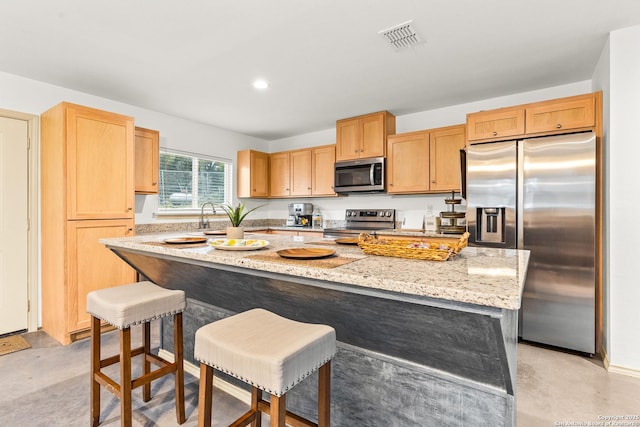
[{"left": 158, "top": 150, "right": 232, "bottom": 211}]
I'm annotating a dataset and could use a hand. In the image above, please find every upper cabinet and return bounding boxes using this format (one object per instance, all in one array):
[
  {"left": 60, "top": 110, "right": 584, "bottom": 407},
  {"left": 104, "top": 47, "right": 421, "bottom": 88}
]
[
  {"left": 269, "top": 149, "right": 313, "bottom": 197},
  {"left": 290, "top": 149, "right": 313, "bottom": 196},
  {"left": 387, "top": 130, "right": 430, "bottom": 193},
  {"left": 134, "top": 127, "right": 159, "bottom": 194},
  {"left": 429, "top": 125, "right": 467, "bottom": 192},
  {"left": 41, "top": 102, "right": 135, "bottom": 220},
  {"left": 336, "top": 111, "right": 396, "bottom": 161},
  {"left": 311, "top": 145, "right": 336, "bottom": 196},
  {"left": 238, "top": 145, "right": 336, "bottom": 199},
  {"left": 525, "top": 94, "right": 595, "bottom": 134},
  {"left": 387, "top": 125, "right": 465, "bottom": 194},
  {"left": 467, "top": 107, "right": 524, "bottom": 142},
  {"left": 237, "top": 150, "right": 269, "bottom": 198},
  {"left": 269, "top": 151, "right": 291, "bottom": 197},
  {"left": 467, "top": 92, "right": 599, "bottom": 143}
]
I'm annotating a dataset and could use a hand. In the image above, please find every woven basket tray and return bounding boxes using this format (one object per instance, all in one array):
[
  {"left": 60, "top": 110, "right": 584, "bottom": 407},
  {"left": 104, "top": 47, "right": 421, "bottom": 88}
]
[{"left": 358, "top": 232, "right": 469, "bottom": 261}]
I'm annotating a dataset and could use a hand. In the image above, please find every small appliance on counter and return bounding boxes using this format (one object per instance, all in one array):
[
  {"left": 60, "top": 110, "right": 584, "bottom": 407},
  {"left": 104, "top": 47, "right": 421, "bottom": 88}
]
[
  {"left": 287, "top": 203, "right": 313, "bottom": 227},
  {"left": 439, "top": 191, "right": 466, "bottom": 234}
]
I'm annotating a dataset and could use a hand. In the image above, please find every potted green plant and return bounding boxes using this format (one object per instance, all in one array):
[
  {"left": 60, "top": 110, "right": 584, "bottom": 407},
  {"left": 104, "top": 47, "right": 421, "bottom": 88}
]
[{"left": 218, "top": 202, "right": 263, "bottom": 239}]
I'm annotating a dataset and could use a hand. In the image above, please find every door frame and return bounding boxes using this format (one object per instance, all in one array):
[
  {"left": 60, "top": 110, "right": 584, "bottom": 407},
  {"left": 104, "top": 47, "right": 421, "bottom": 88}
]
[{"left": 0, "top": 109, "right": 39, "bottom": 332}]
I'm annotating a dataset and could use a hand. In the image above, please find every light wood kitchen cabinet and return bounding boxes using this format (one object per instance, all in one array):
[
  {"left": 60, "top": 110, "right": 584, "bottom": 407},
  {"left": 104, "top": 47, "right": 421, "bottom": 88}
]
[
  {"left": 134, "top": 126, "right": 159, "bottom": 194},
  {"left": 237, "top": 149, "right": 269, "bottom": 198},
  {"left": 61, "top": 104, "right": 135, "bottom": 219},
  {"left": 387, "top": 125, "right": 466, "bottom": 194},
  {"left": 429, "top": 125, "right": 466, "bottom": 192},
  {"left": 41, "top": 102, "right": 136, "bottom": 344},
  {"left": 66, "top": 219, "right": 136, "bottom": 334},
  {"left": 290, "top": 149, "right": 312, "bottom": 196},
  {"left": 311, "top": 144, "right": 336, "bottom": 196},
  {"left": 467, "top": 106, "right": 524, "bottom": 142},
  {"left": 467, "top": 92, "right": 599, "bottom": 143},
  {"left": 267, "top": 229, "right": 323, "bottom": 238},
  {"left": 269, "top": 149, "right": 312, "bottom": 197},
  {"left": 336, "top": 111, "right": 396, "bottom": 161},
  {"left": 269, "top": 151, "right": 291, "bottom": 197},
  {"left": 387, "top": 130, "right": 430, "bottom": 193},
  {"left": 525, "top": 93, "right": 595, "bottom": 134},
  {"left": 242, "top": 145, "right": 335, "bottom": 198}
]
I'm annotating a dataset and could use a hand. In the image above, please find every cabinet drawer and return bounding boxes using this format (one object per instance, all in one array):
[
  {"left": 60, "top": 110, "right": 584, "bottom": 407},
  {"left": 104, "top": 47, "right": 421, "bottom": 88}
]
[
  {"left": 467, "top": 107, "right": 524, "bottom": 141},
  {"left": 525, "top": 96, "right": 595, "bottom": 133}
]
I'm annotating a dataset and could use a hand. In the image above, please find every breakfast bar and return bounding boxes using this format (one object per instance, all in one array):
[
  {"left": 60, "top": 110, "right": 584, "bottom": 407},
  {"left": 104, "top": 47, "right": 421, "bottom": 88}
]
[{"left": 101, "top": 232, "right": 529, "bottom": 426}]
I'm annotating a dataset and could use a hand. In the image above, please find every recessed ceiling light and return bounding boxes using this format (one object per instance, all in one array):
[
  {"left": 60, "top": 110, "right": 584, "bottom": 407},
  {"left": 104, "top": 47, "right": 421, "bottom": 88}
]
[{"left": 253, "top": 79, "right": 269, "bottom": 90}]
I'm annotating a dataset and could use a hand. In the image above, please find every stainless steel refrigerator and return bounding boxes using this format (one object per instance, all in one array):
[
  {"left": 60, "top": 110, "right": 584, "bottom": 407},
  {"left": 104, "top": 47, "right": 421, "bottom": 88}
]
[{"left": 466, "top": 131, "right": 596, "bottom": 354}]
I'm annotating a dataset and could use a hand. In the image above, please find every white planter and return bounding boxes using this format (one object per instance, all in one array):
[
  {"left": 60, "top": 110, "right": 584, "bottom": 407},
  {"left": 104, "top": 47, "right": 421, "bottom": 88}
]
[{"left": 226, "top": 226, "right": 245, "bottom": 239}]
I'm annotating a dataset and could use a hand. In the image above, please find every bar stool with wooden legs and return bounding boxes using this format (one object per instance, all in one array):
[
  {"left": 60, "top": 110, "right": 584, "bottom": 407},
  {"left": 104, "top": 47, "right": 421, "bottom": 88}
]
[
  {"left": 194, "top": 308, "right": 336, "bottom": 427},
  {"left": 87, "top": 281, "right": 187, "bottom": 427}
]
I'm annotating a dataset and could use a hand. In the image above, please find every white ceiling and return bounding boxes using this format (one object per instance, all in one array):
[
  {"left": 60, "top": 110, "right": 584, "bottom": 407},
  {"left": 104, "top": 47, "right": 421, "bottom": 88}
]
[{"left": 1, "top": 1, "right": 639, "bottom": 140}]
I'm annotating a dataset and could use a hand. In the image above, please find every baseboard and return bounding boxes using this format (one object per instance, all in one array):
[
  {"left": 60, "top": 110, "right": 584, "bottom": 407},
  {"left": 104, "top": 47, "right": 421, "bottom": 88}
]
[
  {"left": 599, "top": 345, "right": 640, "bottom": 378},
  {"left": 158, "top": 349, "right": 251, "bottom": 403}
]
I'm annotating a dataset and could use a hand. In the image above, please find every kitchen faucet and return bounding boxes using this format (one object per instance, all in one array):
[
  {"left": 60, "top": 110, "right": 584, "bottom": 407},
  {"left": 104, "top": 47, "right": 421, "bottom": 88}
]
[{"left": 199, "top": 202, "right": 216, "bottom": 229}]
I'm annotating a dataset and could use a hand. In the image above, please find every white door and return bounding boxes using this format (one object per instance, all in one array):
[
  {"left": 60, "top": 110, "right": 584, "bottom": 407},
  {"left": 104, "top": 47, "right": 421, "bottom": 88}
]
[{"left": 0, "top": 116, "right": 28, "bottom": 335}]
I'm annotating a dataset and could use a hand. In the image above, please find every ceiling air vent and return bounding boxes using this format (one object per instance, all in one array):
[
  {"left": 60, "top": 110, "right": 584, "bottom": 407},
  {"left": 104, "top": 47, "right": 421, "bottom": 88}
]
[{"left": 378, "top": 20, "right": 421, "bottom": 49}]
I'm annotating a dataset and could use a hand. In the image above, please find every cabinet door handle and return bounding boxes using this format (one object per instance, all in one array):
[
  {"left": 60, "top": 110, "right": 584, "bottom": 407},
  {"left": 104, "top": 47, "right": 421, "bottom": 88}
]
[
  {"left": 127, "top": 207, "right": 132, "bottom": 211},
  {"left": 152, "top": 182, "right": 157, "bottom": 185},
  {"left": 556, "top": 124, "right": 562, "bottom": 129},
  {"left": 492, "top": 131, "right": 498, "bottom": 136},
  {"left": 432, "top": 180, "right": 436, "bottom": 184}
]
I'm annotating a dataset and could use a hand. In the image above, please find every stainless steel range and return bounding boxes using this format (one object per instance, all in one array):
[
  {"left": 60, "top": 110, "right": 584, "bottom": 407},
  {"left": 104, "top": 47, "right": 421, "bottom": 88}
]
[{"left": 323, "top": 209, "right": 395, "bottom": 238}]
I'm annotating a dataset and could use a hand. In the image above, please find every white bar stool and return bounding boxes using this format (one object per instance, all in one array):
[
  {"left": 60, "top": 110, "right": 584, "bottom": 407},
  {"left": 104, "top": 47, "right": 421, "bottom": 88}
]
[
  {"left": 86, "top": 281, "right": 187, "bottom": 427},
  {"left": 194, "top": 308, "right": 336, "bottom": 427}
]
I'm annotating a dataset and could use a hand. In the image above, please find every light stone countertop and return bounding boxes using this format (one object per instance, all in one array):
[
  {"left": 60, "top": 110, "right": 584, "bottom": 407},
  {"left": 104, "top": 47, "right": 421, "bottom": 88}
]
[{"left": 101, "top": 232, "right": 529, "bottom": 310}]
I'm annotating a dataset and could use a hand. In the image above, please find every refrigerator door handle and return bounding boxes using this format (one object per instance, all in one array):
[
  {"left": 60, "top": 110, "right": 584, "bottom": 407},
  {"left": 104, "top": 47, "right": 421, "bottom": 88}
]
[{"left": 517, "top": 141, "right": 524, "bottom": 249}]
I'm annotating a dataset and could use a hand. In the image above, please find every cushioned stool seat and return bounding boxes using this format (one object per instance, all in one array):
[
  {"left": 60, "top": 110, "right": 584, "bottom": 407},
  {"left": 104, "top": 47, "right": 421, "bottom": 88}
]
[
  {"left": 195, "top": 308, "right": 336, "bottom": 427},
  {"left": 87, "top": 281, "right": 187, "bottom": 427}
]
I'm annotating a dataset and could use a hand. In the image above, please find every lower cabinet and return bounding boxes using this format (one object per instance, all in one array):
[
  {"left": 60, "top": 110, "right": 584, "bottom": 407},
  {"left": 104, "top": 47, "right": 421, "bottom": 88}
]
[
  {"left": 42, "top": 219, "right": 136, "bottom": 344},
  {"left": 267, "top": 229, "right": 323, "bottom": 238}
]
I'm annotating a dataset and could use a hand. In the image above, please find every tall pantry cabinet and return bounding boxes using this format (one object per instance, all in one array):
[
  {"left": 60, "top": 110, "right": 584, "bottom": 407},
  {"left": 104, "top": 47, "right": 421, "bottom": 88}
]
[{"left": 41, "top": 102, "right": 137, "bottom": 345}]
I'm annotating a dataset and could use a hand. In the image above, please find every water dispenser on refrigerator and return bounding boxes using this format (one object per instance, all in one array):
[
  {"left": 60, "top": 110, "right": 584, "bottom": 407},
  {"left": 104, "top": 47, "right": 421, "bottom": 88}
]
[{"left": 476, "top": 207, "right": 505, "bottom": 244}]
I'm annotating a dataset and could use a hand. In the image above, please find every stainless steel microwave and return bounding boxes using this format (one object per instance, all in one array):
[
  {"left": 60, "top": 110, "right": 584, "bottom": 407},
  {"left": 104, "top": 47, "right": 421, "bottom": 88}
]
[{"left": 334, "top": 157, "right": 385, "bottom": 193}]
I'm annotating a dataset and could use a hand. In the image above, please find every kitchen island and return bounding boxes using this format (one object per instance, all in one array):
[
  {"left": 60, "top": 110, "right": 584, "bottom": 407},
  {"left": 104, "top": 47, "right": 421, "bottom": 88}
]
[{"left": 101, "top": 232, "right": 529, "bottom": 426}]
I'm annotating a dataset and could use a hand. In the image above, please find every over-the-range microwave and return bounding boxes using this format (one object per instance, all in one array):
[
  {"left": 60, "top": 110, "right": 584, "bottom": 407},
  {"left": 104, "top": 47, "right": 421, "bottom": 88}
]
[{"left": 334, "top": 157, "right": 385, "bottom": 193}]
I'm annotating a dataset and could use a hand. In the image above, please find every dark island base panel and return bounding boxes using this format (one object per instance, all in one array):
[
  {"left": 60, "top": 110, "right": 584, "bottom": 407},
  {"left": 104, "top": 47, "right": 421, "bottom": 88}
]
[
  {"left": 163, "top": 299, "right": 512, "bottom": 427},
  {"left": 116, "top": 250, "right": 516, "bottom": 426}
]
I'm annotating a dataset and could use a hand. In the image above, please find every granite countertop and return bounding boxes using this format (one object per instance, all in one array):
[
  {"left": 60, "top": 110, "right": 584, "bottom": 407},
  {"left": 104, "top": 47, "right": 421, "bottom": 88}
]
[{"left": 101, "top": 232, "right": 529, "bottom": 310}]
